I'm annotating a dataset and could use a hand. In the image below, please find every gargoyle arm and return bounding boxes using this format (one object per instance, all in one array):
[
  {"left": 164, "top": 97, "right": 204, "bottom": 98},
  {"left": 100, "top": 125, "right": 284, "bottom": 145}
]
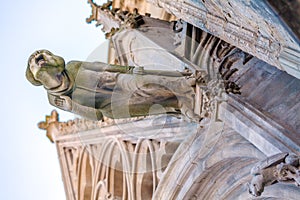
[
  {"left": 66, "top": 61, "right": 134, "bottom": 74},
  {"left": 48, "top": 93, "right": 103, "bottom": 121}
]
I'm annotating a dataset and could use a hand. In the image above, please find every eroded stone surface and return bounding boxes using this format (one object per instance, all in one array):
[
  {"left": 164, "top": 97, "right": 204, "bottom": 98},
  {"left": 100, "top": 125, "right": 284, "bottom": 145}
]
[
  {"left": 249, "top": 152, "right": 300, "bottom": 197},
  {"left": 147, "top": 0, "right": 300, "bottom": 79}
]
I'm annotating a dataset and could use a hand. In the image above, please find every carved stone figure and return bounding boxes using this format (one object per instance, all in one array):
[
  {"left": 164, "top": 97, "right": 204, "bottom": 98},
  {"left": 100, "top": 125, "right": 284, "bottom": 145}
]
[
  {"left": 249, "top": 152, "right": 300, "bottom": 197},
  {"left": 26, "top": 50, "right": 198, "bottom": 121}
]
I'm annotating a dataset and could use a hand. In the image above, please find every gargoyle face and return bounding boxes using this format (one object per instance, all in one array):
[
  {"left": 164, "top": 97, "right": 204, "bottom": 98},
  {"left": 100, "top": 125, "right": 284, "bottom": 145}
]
[
  {"left": 27, "top": 50, "right": 66, "bottom": 89},
  {"left": 248, "top": 175, "right": 264, "bottom": 197}
]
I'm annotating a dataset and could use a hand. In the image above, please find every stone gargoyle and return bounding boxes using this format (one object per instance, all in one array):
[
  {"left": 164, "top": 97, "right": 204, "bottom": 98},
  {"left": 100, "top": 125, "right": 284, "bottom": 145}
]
[
  {"left": 26, "top": 50, "right": 200, "bottom": 121},
  {"left": 248, "top": 152, "right": 300, "bottom": 197}
]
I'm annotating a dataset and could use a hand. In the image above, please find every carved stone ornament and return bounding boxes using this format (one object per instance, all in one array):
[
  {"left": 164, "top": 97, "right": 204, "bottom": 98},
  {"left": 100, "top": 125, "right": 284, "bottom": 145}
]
[
  {"left": 39, "top": 109, "right": 193, "bottom": 199},
  {"left": 86, "top": 0, "right": 144, "bottom": 38},
  {"left": 249, "top": 152, "right": 300, "bottom": 197},
  {"left": 147, "top": 0, "right": 300, "bottom": 76},
  {"left": 38, "top": 110, "right": 60, "bottom": 142},
  {"left": 38, "top": 109, "right": 150, "bottom": 142},
  {"left": 170, "top": 21, "right": 246, "bottom": 120},
  {"left": 26, "top": 49, "right": 205, "bottom": 122}
]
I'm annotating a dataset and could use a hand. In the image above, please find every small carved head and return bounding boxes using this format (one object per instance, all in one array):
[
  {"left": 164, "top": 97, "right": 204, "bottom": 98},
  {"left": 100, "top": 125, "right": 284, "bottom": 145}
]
[
  {"left": 26, "top": 49, "right": 66, "bottom": 89},
  {"left": 248, "top": 174, "right": 264, "bottom": 197}
]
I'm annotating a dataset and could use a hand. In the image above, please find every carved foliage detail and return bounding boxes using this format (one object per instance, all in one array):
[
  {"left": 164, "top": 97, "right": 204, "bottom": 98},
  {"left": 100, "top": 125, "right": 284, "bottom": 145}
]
[{"left": 86, "top": 0, "right": 144, "bottom": 38}]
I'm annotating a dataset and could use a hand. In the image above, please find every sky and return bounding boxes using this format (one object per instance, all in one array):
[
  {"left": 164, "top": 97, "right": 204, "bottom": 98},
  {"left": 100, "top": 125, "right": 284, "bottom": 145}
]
[{"left": 0, "top": 0, "right": 107, "bottom": 199}]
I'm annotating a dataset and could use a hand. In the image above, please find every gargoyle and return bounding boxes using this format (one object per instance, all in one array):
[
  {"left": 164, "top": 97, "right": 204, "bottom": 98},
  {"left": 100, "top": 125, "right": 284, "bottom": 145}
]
[
  {"left": 249, "top": 152, "right": 300, "bottom": 197},
  {"left": 26, "top": 50, "right": 199, "bottom": 121}
]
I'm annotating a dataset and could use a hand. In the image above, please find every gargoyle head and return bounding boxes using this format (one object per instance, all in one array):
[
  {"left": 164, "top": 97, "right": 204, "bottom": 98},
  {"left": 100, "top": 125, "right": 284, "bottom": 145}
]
[
  {"left": 26, "top": 49, "right": 66, "bottom": 89},
  {"left": 248, "top": 174, "right": 264, "bottom": 197}
]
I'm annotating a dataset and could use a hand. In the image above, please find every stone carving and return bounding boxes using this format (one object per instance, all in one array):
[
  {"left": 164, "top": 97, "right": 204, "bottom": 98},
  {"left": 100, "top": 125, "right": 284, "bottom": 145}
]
[
  {"left": 26, "top": 50, "right": 200, "bottom": 121},
  {"left": 179, "top": 22, "right": 247, "bottom": 95},
  {"left": 59, "top": 132, "right": 182, "bottom": 199},
  {"left": 86, "top": 0, "right": 144, "bottom": 38},
  {"left": 203, "top": 79, "right": 228, "bottom": 121},
  {"left": 152, "top": 125, "right": 267, "bottom": 200},
  {"left": 38, "top": 110, "right": 101, "bottom": 142},
  {"left": 192, "top": 69, "right": 228, "bottom": 120},
  {"left": 147, "top": 0, "right": 283, "bottom": 69},
  {"left": 38, "top": 110, "right": 167, "bottom": 141},
  {"left": 38, "top": 110, "right": 60, "bottom": 142},
  {"left": 176, "top": 23, "right": 250, "bottom": 119},
  {"left": 249, "top": 152, "right": 300, "bottom": 197}
]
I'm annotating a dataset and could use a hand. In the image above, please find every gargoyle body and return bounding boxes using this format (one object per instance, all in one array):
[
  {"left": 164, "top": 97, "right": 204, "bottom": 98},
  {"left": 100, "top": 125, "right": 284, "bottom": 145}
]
[{"left": 26, "top": 50, "right": 198, "bottom": 121}]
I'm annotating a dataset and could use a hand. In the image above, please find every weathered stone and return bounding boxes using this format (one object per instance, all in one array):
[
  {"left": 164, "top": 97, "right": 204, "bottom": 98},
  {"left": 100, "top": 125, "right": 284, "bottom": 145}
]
[
  {"left": 32, "top": 1, "right": 300, "bottom": 199},
  {"left": 147, "top": 0, "right": 300, "bottom": 79},
  {"left": 26, "top": 50, "right": 199, "bottom": 121},
  {"left": 249, "top": 152, "right": 300, "bottom": 197}
]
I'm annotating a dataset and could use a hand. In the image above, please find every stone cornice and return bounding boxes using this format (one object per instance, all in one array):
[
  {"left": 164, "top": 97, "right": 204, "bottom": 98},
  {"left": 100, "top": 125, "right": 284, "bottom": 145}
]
[
  {"left": 38, "top": 110, "right": 198, "bottom": 143},
  {"left": 38, "top": 110, "right": 147, "bottom": 142},
  {"left": 147, "top": 0, "right": 300, "bottom": 79}
]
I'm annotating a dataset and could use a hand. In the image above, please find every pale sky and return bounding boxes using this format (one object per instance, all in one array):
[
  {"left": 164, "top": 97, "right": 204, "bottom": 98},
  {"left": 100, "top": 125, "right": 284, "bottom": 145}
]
[{"left": 0, "top": 0, "right": 107, "bottom": 199}]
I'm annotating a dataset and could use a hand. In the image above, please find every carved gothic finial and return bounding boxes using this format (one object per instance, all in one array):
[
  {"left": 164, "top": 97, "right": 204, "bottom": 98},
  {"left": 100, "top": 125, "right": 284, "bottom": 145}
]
[
  {"left": 248, "top": 152, "right": 300, "bottom": 197},
  {"left": 38, "top": 110, "right": 59, "bottom": 130},
  {"left": 38, "top": 110, "right": 60, "bottom": 143},
  {"left": 86, "top": 0, "right": 99, "bottom": 24}
]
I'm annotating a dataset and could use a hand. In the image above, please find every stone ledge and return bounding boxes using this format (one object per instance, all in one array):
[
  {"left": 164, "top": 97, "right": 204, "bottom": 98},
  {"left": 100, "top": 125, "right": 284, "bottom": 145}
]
[{"left": 220, "top": 95, "right": 300, "bottom": 156}]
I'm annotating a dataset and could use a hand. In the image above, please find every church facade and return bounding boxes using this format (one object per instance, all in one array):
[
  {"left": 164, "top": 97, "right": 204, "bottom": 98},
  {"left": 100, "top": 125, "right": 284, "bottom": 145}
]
[{"left": 38, "top": 0, "right": 300, "bottom": 199}]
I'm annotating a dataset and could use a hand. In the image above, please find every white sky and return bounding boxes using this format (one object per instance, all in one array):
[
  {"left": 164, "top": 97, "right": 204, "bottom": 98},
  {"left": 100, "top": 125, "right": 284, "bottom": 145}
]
[{"left": 0, "top": 0, "right": 107, "bottom": 199}]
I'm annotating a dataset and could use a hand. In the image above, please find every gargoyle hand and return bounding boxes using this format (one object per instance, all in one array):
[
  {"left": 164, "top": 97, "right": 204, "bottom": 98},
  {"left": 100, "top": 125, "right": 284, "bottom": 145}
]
[{"left": 54, "top": 96, "right": 72, "bottom": 111}]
